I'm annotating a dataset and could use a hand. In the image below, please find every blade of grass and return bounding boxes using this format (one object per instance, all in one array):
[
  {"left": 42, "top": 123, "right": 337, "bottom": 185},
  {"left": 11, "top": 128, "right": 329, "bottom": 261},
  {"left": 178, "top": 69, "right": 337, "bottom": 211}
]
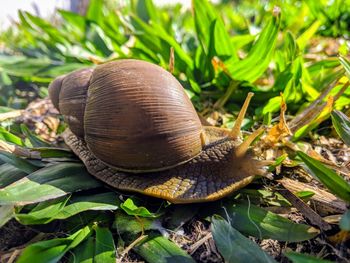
[
  {"left": 225, "top": 11, "right": 280, "bottom": 82},
  {"left": 297, "top": 152, "right": 350, "bottom": 202},
  {"left": 331, "top": 110, "right": 350, "bottom": 145}
]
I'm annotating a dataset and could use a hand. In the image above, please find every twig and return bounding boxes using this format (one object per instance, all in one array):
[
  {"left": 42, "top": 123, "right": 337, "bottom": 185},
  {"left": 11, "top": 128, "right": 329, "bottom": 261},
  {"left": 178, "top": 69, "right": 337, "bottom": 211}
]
[
  {"left": 0, "top": 140, "right": 40, "bottom": 159},
  {"left": 188, "top": 232, "right": 213, "bottom": 255},
  {"left": 7, "top": 249, "right": 20, "bottom": 263},
  {"left": 0, "top": 110, "right": 23, "bottom": 121},
  {"left": 117, "top": 234, "right": 148, "bottom": 263},
  {"left": 277, "top": 185, "right": 332, "bottom": 231},
  {"left": 279, "top": 178, "right": 347, "bottom": 215},
  {"left": 288, "top": 80, "right": 349, "bottom": 132}
]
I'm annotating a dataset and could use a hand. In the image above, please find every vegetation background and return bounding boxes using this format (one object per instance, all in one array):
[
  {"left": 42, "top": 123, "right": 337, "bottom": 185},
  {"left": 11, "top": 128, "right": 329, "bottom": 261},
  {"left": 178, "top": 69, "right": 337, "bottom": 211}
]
[{"left": 0, "top": 0, "right": 349, "bottom": 262}]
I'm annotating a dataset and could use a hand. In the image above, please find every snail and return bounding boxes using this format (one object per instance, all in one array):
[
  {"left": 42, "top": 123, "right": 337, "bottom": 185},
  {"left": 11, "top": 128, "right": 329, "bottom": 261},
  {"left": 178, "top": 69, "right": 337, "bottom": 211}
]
[{"left": 49, "top": 59, "right": 269, "bottom": 203}]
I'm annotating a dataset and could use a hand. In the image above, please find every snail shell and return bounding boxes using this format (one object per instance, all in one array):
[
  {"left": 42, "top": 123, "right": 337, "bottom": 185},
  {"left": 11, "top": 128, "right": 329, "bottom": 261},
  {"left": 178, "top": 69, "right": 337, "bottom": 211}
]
[{"left": 49, "top": 60, "right": 203, "bottom": 172}]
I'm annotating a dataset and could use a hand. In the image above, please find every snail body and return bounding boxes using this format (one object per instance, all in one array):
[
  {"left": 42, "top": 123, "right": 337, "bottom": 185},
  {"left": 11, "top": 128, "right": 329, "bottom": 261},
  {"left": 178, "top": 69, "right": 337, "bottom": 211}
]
[{"left": 49, "top": 59, "right": 267, "bottom": 203}]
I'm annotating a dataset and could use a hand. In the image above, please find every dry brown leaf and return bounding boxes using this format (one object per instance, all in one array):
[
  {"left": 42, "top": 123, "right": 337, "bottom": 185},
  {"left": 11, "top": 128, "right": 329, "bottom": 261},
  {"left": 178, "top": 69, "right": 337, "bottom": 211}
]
[
  {"left": 264, "top": 93, "right": 292, "bottom": 146},
  {"left": 327, "top": 230, "right": 350, "bottom": 245}
]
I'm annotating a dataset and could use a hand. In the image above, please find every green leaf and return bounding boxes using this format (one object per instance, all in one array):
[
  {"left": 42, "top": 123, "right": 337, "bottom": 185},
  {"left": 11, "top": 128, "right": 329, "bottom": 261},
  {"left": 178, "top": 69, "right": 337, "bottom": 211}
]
[
  {"left": 192, "top": 0, "right": 236, "bottom": 61},
  {"left": 94, "top": 227, "right": 116, "bottom": 263},
  {"left": 130, "top": 15, "right": 193, "bottom": 72},
  {"left": 86, "top": 0, "right": 103, "bottom": 24},
  {"left": 136, "top": 0, "right": 159, "bottom": 24},
  {"left": 120, "top": 198, "right": 159, "bottom": 218},
  {"left": 0, "top": 163, "right": 101, "bottom": 205},
  {"left": 0, "top": 127, "right": 24, "bottom": 146},
  {"left": 285, "top": 252, "right": 333, "bottom": 263},
  {"left": 16, "top": 192, "right": 118, "bottom": 224},
  {"left": 31, "top": 147, "right": 74, "bottom": 158},
  {"left": 296, "top": 191, "right": 315, "bottom": 201},
  {"left": 113, "top": 211, "right": 161, "bottom": 234},
  {"left": 21, "top": 124, "right": 50, "bottom": 147},
  {"left": 0, "top": 205, "right": 14, "bottom": 227},
  {"left": 0, "top": 151, "right": 39, "bottom": 174},
  {"left": 220, "top": 202, "right": 319, "bottom": 242},
  {"left": 68, "top": 237, "right": 94, "bottom": 263},
  {"left": 331, "top": 110, "right": 350, "bottom": 146},
  {"left": 340, "top": 209, "right": 350, "bottom": 231},
  {"left": 59, "top": 9, "right": 86, "bottom": 33},
  {"left": 24, "top": 12, "right": 68, "bottom": 45},
  {"left": 296, "top": 20, "right": 322, "bottom": 50},
  {"left": 85, "top": 24, "right": 113, "bottom": 57},
  {"left": 0, "top": 56, "right": 52, "bottom": 77},
  {"left": 212, "top": 217, "right": 277, "bottom": 263},
  {"left": 134, "top": 235, "right": 195, "bottom": 263},
  {"left": 17, "top": 226, "right": 92, "bottom": 263},
  {"left": 297, "top": 152, "right": 350, "bottom": 202},
  {"left": 225, "top": 12, "right": 280, "bottom": 82},
  {"left": 339, "top": 56, "right": 350, "bottom": 79},
  {"left": 0, "top": 163, "right": 27, "bottom": 188}
]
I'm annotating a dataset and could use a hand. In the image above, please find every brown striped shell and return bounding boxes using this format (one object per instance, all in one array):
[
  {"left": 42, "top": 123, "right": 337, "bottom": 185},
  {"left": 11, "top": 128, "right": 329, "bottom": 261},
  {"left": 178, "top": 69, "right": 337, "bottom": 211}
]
[{"left": 49, "top": 59, "right": 204, "bottom": 172}]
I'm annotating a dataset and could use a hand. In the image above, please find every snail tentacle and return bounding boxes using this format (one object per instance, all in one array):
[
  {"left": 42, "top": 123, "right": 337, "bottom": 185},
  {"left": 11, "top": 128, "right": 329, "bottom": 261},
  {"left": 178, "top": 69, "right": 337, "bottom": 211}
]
[{"left": 229, "top": 92, "right": 254, "bottom": 139}]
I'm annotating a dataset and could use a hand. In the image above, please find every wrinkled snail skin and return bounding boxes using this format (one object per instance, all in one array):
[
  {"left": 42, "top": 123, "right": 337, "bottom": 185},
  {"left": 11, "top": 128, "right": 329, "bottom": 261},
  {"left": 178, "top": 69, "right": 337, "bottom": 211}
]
[{"left": 50, "top": 59, "right": 267, "bottom": 203}]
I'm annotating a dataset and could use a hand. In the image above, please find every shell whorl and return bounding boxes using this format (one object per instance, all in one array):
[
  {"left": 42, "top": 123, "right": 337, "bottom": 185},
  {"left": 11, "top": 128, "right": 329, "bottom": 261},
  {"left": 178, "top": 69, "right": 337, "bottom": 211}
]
[
  {"left": 48, "top": 74, "right": 66, "bottom": 111},
  {"left": 49, "top": 68, "right": 93, "bottom": 138}
]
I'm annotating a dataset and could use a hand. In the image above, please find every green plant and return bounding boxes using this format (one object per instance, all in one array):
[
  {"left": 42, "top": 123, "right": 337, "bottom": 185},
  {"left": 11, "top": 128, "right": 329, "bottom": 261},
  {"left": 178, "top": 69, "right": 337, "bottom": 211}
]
[{"left": 0, "top": 0, "right": 350, "bottom": 262}]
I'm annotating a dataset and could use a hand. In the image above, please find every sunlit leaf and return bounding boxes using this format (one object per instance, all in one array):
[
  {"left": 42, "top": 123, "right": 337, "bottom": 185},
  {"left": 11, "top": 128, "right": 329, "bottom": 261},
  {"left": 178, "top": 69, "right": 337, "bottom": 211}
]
[
  {"left": 120, "top": 198, "right": 159, "bottom": 218},
  {"left": 16, "top": 192, "right": 119, "bottom": 224},
  {"left": 225, "top": 12, "right": 280, "bottom": 82},
  {"left": 86, "top": 0, "right": 103, "bottom": 24},
  {"left": 339, "top": 56, "right": 350, "bottom": 79},
  {"left": 0, "top": 127, "right": 24, "bottom": 146},
  {"left": 297, "top": 152, "right": 350, "bottom": 202},
  {"left": 296, "top": 20, "right": 321, "bottom": 50},
  {"left": 113, "top": 211, "right": 161, "bottom": 234}
]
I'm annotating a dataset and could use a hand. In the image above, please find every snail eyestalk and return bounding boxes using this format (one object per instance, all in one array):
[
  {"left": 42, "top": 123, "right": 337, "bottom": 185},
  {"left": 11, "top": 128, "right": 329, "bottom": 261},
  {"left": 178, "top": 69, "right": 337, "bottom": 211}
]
[
  {"left": 235, "top": 127, "right": 264, "bottom": 157},
  {"left": 229, "top": 92, "right": 254, "bottom": 139}
]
